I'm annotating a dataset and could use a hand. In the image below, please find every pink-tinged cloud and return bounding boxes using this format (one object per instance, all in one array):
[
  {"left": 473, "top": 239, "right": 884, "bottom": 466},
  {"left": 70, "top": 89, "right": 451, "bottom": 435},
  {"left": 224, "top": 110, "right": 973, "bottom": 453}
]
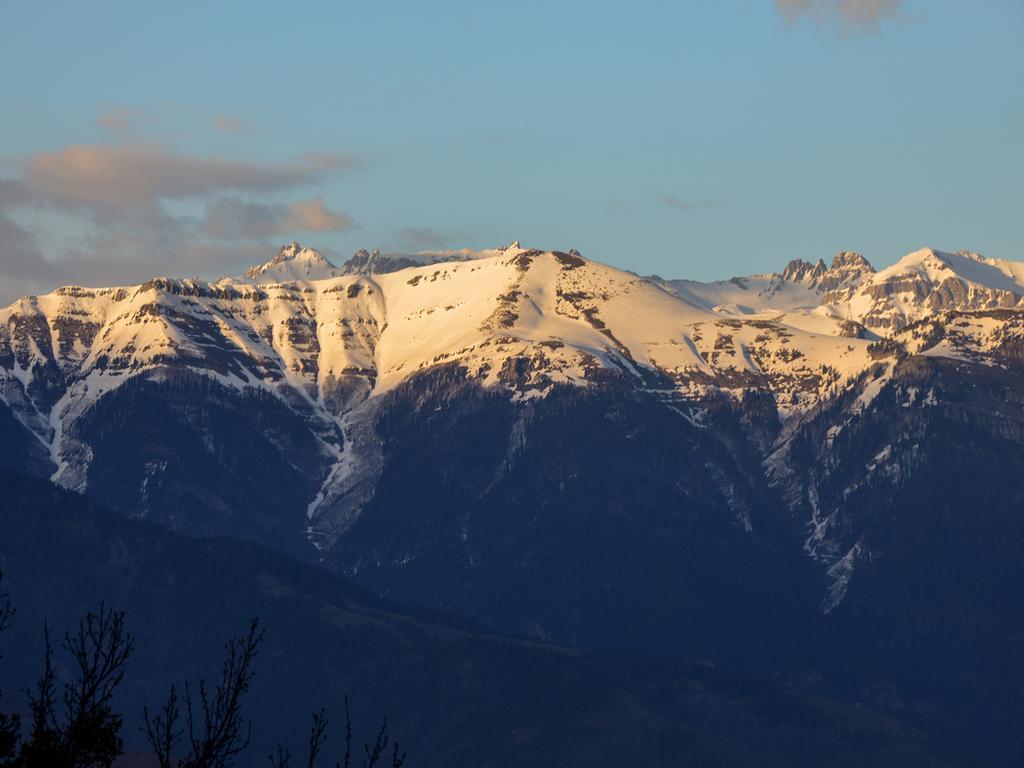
[
  {"left": 0, "top": 142, "right": 360, "bottom": 304},
  {"left": 204, "top": 196, "right": 353, "bottom": 240},
  {"left": 212, "top": 114, "right": 248, "bottom": 133},
  {"left": 22, "top": 145, "right": 356, "bottom": 209},
  {"left": 775, "top": 0, "right": 903, "bottom": 34},
  {"left": 96, "top": 106, "right": 146, "bottom": 133},
  {"left": 282, "top": 197, "right": 352, "bottom": 232}
]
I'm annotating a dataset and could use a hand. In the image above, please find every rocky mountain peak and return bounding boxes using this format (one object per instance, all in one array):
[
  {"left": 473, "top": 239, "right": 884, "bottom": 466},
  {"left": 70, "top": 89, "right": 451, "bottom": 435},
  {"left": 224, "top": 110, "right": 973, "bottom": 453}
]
[
  {"left": 830, "top": 251, "right": 874, "bottom": 273},
  {"left": 339, "top": 248, "right": 420, "bottom": 276},
  {"left": 242, "top": 243, "right": 338, "bottom": 283},
  {"left": 278, "top": 241, "right": 305, "bottom": 259},
  {"left": 781, "top": 258, "right": 828, "bottom": 283},
  {"left": 781, "top": 253, "right": 874, "bottom": 287}
]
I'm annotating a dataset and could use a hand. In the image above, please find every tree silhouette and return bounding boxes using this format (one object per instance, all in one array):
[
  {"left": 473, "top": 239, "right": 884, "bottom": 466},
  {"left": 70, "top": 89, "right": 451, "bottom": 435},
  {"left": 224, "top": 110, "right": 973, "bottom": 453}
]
[
  {"left": 0, "top": 575, "right": 20, "bottom": 766},
  {"left": 0, "top": 592, "right": 406, "bottom": 768},
  {"left": 18, "top": 604, "right": 135, "bottom": 768}
]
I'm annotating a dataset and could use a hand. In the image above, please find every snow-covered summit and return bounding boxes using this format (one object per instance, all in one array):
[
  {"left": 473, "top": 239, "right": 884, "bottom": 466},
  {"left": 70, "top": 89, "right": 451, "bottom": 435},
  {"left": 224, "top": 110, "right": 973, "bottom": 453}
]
[
  {"left": 237, "top": 242, "right": 340, "bottom": 284},
  {"left": 671, "top": 246, "right": 1023, "bottom": 333},
  {"left": 871, "top": 248, "right": 1023, "bottom": 291},
  {"left": 844, "top": 247, "right": 1024, "bottom": 330}
]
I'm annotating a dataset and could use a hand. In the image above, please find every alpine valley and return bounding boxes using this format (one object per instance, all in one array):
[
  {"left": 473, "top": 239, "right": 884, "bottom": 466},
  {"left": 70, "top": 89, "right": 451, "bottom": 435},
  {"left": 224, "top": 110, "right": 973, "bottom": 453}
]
[{"left": 3, "top": 241, "right": 1024, "bottom": 765}]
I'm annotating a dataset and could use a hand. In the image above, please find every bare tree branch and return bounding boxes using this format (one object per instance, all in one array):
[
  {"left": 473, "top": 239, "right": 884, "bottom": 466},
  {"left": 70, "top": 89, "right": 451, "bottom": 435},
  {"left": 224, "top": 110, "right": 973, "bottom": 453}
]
[
  {"left": 363, "top": 717, "right": 388, "bottom": 768},
  {"left": 343, "top": 696, "right": 352, "bottom": 768},
  {"left": 307, "top": 709, "right": 327, "bottom": 768},
  {"left": 0, "top": 577, "right": 12, "bottom": 636},
  {"left": 25, "top": 623, "right": 58, "bottom": 742},
  {"left": 143, "top": 684, "right": 182, "bottom": 768},
  {"left": 144, "top": 618, "right": 263, "bottom": 768},
  {"left": 268, "top": 744, "right": 290, "bottom": 768},
  {"left": 63, "top": 605, "right": 135, "bottom": 729}
]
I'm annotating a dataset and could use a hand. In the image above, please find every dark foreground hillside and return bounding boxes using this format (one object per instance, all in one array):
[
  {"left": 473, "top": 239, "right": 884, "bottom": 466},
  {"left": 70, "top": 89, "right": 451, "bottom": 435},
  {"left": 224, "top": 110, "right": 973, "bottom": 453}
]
[{"left": 0, "top": 471, "right": 957, "bottom": 768}]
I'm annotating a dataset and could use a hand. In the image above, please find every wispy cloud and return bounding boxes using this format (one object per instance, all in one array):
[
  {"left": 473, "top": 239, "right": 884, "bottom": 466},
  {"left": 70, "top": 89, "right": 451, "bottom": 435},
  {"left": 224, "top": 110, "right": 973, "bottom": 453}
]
[
  {"left": 96, "top": 106, "right": 146, "bottom": 133},
  {"left": 393, "top": 226, "right": 459, "bottom": 252},
  {"left": 660, "top": 194, "right": 720, "bottom": 212},
  {"left": 775, "top": 0, "right": 904, "bottom": 35},
  {"left": 212, "top": 114, "right": 248, "bottom": 133}
]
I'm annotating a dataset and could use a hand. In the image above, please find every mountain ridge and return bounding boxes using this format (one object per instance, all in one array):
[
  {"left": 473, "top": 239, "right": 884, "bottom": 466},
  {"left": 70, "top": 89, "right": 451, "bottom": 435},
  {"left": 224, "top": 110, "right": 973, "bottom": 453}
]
[
  {"left": 669, "top": 246, "right": 1024, "bottom": 333},
  {"left": 4, "top": 240, "right": 1023, "bottom": 559},
  {"left": 3, "top": 241, "right": 1024, "bottom": 763}
]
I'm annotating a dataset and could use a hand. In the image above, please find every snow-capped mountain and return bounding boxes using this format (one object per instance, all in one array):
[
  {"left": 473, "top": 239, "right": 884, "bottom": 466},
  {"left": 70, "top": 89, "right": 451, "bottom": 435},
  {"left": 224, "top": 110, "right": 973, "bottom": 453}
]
[
  {"left": 670, "top": 247, "right": 1024, "bottom": 335},
  {"left": 846, "top": 247, "right": 1024, "bottom": 330},
  {"left": 231, "top": 241, "right": 341, "bottom": 284},
  {"left": 1, "top": 241, "right": 906, "bottom": 520},
  {"left": 4, "top": 239, "right": 1024, "bottom": 760},
  {"left": 0, "top": 241, "right": 886, "bottom": 464},
  {"left": 3, "top": 240, "right": 1023, "bottom": 537}
]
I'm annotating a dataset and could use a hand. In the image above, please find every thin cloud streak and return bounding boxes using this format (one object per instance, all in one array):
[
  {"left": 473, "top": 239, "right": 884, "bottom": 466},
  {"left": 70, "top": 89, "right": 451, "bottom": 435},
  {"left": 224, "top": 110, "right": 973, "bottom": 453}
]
[
  {"left": 393, "top": 226, "right": 460, "bottom": 252},
  {"left": 96, "top": 106, "right": 146, "bottom": 133},
  {"left": 660, "top": 194, "right": 720, "bottom": 212},
  {"left": 212, "top": 114, "right": 248, "bottom": 133},
  {"left": 775, "top": 0, "right": 904, "bottom": 35}
]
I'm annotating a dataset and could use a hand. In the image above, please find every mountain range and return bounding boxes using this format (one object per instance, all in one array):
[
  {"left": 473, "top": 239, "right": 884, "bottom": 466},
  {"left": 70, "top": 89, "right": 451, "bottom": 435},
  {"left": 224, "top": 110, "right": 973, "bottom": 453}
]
[{"left": 2, "top": 241, "right": 1023, "bottom": 764}]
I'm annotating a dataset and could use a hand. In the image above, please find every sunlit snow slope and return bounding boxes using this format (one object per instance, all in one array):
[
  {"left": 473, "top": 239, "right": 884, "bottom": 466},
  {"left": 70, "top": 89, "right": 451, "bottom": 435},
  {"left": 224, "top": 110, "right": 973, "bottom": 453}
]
[{"left": 0, "top": 243, "right": 882, "bottom": 473}]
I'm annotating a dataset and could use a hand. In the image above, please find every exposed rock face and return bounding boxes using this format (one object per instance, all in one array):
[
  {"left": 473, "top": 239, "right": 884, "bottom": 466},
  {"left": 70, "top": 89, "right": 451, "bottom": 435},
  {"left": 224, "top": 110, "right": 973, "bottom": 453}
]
[
  {"left": 781, "top": 257, "right": 828, "bottom": 283},
  {"left": 817, "top": 251, "right": 876, "bottom": 295},
  {"left": 852, "top": 250, "right": 1024, "bottom": 330},
  {"left": 339, "top": 248, "right": 422, "bottom": 276},
  {"left": 762, "top": 252, "right": 876, "bottom": 303}
]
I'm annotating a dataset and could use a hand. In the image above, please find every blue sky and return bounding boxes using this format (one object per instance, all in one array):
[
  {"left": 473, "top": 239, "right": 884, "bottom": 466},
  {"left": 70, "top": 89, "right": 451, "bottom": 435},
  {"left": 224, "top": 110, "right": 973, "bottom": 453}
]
[{"left": 1, "top": 0, "right": 1021, "bottom": 300}]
